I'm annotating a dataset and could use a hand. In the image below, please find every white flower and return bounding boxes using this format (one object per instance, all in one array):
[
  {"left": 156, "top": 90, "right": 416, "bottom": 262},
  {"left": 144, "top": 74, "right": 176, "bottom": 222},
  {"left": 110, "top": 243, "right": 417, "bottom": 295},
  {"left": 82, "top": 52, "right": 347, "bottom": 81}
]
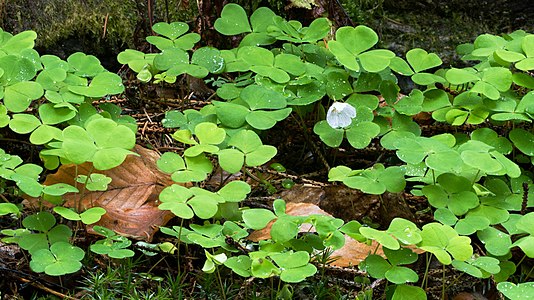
[{"left": 326, "top": 102, "right": 356, "bottom": 129}]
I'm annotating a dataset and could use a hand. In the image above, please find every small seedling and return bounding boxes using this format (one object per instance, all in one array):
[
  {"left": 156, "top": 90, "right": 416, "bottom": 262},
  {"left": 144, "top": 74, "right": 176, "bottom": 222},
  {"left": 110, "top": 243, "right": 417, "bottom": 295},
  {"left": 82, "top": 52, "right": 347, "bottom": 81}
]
[{"left": 90, "top": 226, "right": 135, "bottom": 259}]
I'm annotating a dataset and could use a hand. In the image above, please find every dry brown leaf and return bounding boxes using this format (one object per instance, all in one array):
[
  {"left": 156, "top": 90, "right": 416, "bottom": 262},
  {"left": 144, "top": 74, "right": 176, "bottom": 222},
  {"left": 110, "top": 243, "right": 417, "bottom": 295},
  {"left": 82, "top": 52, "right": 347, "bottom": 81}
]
[
  {"left": 247, "top": 202, "right": 386, "bottom": 267},
  {"left": 330, "top": 239, "right": 384, "bottom": 267},
  {"left": 29, "top": 145, "right": 177, "bottom": 241}
]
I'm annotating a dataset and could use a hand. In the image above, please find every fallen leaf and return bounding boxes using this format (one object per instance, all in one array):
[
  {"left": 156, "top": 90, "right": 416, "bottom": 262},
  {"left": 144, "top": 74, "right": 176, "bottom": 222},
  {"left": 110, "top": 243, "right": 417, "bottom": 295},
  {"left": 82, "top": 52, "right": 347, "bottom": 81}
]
[
  {"left": 247, "top": 202, "right": 385, "bottom": 267},
  {"left": 28, "top": 145, "right": 177, "bottom": 241},
  {"left": 330, "top": 239, "right": 384, "bottom": 267}
]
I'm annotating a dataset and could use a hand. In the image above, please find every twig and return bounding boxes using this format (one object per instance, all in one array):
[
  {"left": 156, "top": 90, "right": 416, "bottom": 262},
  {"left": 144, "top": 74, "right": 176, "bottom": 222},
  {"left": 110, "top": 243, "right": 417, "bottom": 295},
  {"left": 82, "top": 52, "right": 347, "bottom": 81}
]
[
  {"left": 102, "top": 13, "right": 109, "bottom": 39},
  {"left": 18, "top": 277, "right": 79, "bottom": 300}
]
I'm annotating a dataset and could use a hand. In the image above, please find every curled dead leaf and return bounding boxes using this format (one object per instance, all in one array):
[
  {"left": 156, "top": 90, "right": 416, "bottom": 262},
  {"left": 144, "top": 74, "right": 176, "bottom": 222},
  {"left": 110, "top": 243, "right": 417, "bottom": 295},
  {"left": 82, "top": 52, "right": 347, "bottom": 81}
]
[
  {"left": 247, "top": 202, "right": 385, "bottom": 267},
  {"left": 27, "top": 145, "right": 178, "bottom": 241}
]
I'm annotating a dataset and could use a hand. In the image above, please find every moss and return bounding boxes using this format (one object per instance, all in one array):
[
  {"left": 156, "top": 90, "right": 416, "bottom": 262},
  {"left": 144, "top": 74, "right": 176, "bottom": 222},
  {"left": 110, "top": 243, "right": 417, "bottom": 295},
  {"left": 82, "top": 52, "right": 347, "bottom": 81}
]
[
  {"left": 3, "top": 0, "right": 139, "bottom": 51},
  {"left": 152, "top": 0, "right": 198, "bottom": 24},
  {"left": 336, "top": 0, "right": 529, "bottom": 65},
  {"left": 375, "top": 11, "right": 496, "bottom": 64}
]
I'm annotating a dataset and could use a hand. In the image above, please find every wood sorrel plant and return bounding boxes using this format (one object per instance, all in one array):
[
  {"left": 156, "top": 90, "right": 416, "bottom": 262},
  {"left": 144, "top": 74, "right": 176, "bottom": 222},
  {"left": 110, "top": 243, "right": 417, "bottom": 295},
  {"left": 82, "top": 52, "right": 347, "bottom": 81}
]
[
  {"left": 119, "top": 4, "right": 534, "bottom": 298},
  {"left": 0, "top": 27, "right": 137, "bottom": 276},
  {"left": 0, "top": 2, "right": 533, "bottom": 298},
  {"left": 118, "top": 4, "right": 534, "bottom": 298}
]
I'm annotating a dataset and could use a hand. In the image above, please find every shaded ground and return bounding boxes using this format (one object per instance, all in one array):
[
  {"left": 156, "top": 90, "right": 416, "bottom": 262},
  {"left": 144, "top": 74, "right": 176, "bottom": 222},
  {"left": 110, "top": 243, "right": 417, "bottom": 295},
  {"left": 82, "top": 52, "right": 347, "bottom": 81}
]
[
  {"left": 0, "top": 75, "right": 505, "bottom": 299},
  {"left": 1, "top": 1, "right": 533, "bottom": 298}
]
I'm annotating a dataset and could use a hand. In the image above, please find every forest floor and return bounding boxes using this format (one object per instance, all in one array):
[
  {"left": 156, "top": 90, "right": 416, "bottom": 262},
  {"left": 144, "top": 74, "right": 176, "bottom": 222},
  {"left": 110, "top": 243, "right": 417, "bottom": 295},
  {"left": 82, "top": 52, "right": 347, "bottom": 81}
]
[{"left": 0, "top": 74, "right": 503, "bottom": 300}]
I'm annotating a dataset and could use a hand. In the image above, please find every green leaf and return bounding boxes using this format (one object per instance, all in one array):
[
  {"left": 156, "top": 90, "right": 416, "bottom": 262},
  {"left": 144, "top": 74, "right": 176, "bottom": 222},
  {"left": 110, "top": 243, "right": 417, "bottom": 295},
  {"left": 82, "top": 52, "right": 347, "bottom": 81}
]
[
  {"left": 80, "top": 207, "right": 106, "bottom": 224},
  {"left": 53, "top": 207, "right": 81, "bottom": 221},
  {"left": 224, "top": 255, "right": 252, "bottom": 277},
  {"left": 394, "top": 90, "right": 424, "bottom": 116},
  {"left": 216, "top": 84, "right": 241, "bottom": 100},
  {"left": 153, "top": 48, "right": 188, "bottom": 70},
  {"left": 445, "top": 68, "right": 480, "bottom": 85},
  {"left": 192, "top": 47, "right": 225, "bottom": 73},
  {"left": 387, "top": 218, "right": 422, "bottom": 245},
  {"left": 245, "top": 7, "right": 274, "bottom": 32},
  {"left": 9, "top": 113, "right": 40, "bottom": 134},
  {"left": 159, "top": 201, "right": 194, "bottom": 219},
  {"left": 313, "top": 120, "right": 344, "bottom": 147},
  {"left": 516, "top": 212, "right": 534, "bottom": 235},
  {"left": 157, "top": 152, "right": 186, "bottom": 173},
  {"left": 360, "top": 227, "right": 399, "bottom": 250},
  {"left": 391, "top": 285, "right": 427, "bottom": 300},
  {"left": 471, "top": 128, "right": 512, "bottom": 154},
  {"left": 452, "top": 260, "right": 483, "bottom": 278},
  {"left": 159, "top": 184, "right": 194, "bottom": 203},
  {"left": 39, "top": 103, "right": 76, "bottom": 125},
  {"left": 69, "top": 72, "right": 124, "bottom": 98},
  {"left": 418, "top": 223, "right": 458, "bottom": 264},
  {"left": 358, "top": 49, "right": 395, "bottom": 72},
  {"left": 213, "top": 101, "right": 249, "bottom": 128},
  {"left": 246, "top": 145, "right": 277, "bottom": 167},
  {"left": 482, "top": 67, "right": 512, "bottom": 92},
  {"left": 389, "top": 57, "right": 414, "bottom": 76},
  {"left": 522, "top": 35, "right": 534, "bottom": 57},
  {"left": 302, "top": 18, "right": 330, "bottom": 42},
  {"left": 345, "top": 122, "right": 380, "bottom": 149},
  {"left": 188, "top": 195, "right": 219, "bottom": 219},
  {"left": 218, "top": 149, "right": 245, "bottom": 174},
  {"left": 77, "top": 173, "right": 112, "bottom": 191},
  {"left": 4, "top": 81, "right": 44, "bottom": 112},
  {"left": 36, "top": 68, "right": 67, "bottom": 90},
  {"left": 411, "top": 73, "right": 445, "bottom": 85},
  {"left": 251, "top": 256, "right": 279, "bottom": 278},
  {"left": 218, "top": 181, "right": 250, "bottom": 202},
  {"left": 509, "top": 128, "right": 534, "bottom": 156},
  {"left": 422, "top": 89, "right": 450, "bottom": 112},
  {"left": 384, "top": 247, "right": 418, "bottom": 266},
  {"left": 497, "top": 282, "right": 534, "bottom": 300},
  {"left": 241, "top": 85, "right": 287, "bottom": 110},
  {"left": 214, "top": 4, "right": 251, "bottom": 35},
  {"left": 514, "top": 57, "right": 534, "bottom": 71},
  {"left": 0, "top": 55, "right": 36, "bottom": 83},
  {"left": 271, "top": 216, "right": 299, "bottom": 243},
  {"left": 67, "top": 52, "right": 104, "bottom": 77},
  {"left": 334, "top": 25, "right": 378, "bottom": 56},
  {"left": 494, "top": 49, "right": 525, "bottom": 62},
  {"left": 228, "top": 130, "right": 262, "bottom": 153},
  {"left": 461, "top": 150, "right": 503, "bottom": 173},
  {"left": 361, "top": 255, "right": 390, "bottom": 279},
  {"left": 279, "top": 264, "right": 317, "bottom": 283},
  {"left": 152, "top": 22, "right": 188, "bottom": 40},
  {"left": 194, "top": 122, "right": 225, "bottom": 145},
  {"left": 18, "top": 233, "right": 48, "bottom": 254},
  {"left": 406, "top": 48, "right": 442, "bottom": 73},
  {"left": 250, "top": 65, "right": 290, "bottom": 83},
  {"left": 237, "top": 46, "right": 272, "bottom": 67},
  {"left": 454, "top": 215, "right": 490, "bottom": 235},
  {"left": 513, "top": 73, "right": 534, "bottom": 89},
  {"left": 42, "top": 183, "right": 78, "bottom": 196},
  {"left": 468, "top": 205, "right": 509, "bottom": 225},
  {"left": 11, "top": 173, "right": 43, "bottom": 197},
  {"left": 23, "top": 211, "right": 56, "bottom": 232},
  {"left": 446, "top": 236, "right": 473, "bottom": 261},
  {"left": 1, "top": 30, "right": 37, "bottom": 54},
  {"left": 271, "top": 251, "right": 310, "bottom": 269},
  {"left": 274, "top": 53, "right": 306, "bottom": 76},
  {"left": 246, "top": 108, "right": 292, "bottom": 130},
  {"left": 386, "top": 266, "right": 419, "bottom": 284},
  {"left": 242, "top": 208, "right": 276, "bottom": 230},
  {"left": 0, "top": 203, "right": 20, "bottom": 216},
  {"left": 470, "top": 81, "right": 500, "bottom": 100}
]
